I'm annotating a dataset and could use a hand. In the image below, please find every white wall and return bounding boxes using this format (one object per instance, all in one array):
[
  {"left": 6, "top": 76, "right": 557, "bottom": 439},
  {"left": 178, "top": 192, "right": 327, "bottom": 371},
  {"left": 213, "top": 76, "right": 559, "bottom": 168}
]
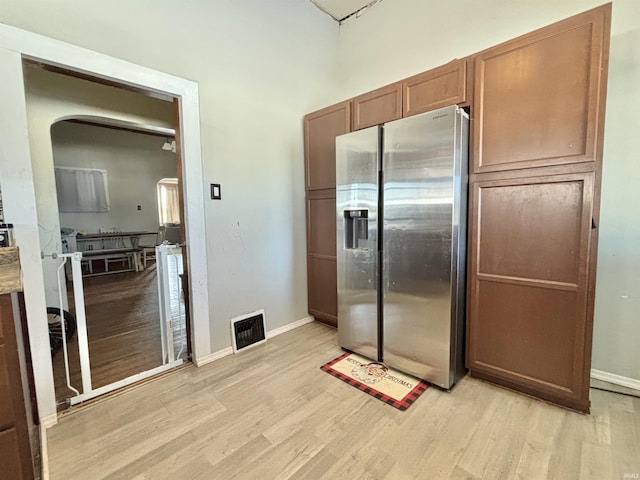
[
  {"left": 23, "top": 65, "right": 174, "bottom": 307},
  {"left": 0, "top": 0, "right": 340, "bottom": 354},
  {"left": 591, "top": 3, "right": 640, "bottom": 382},
  {"left": 335, "top": 0, "right": 640, "bottom": 383},
  {"left": 52, "top": 121, "right": 176, "bottom": 234}
]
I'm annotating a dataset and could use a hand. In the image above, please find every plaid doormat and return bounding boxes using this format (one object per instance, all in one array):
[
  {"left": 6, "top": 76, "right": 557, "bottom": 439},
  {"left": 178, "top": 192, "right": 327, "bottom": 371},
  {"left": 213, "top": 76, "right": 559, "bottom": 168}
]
[{"left": 321, "top": 352, "right": 428, "bottom": 411}]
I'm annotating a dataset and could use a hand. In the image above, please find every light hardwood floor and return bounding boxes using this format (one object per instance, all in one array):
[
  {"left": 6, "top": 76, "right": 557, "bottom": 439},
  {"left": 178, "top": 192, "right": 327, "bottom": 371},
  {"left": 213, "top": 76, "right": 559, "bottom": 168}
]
[{"left": 47, "top": 322, "right": 639, "bottom": 479}]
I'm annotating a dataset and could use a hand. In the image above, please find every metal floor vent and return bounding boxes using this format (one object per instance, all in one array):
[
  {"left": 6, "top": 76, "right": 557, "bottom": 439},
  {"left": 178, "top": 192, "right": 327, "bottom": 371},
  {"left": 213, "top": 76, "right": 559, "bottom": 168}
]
[{"left": 231, "top": 309, "right": 267, "bottom": 353}]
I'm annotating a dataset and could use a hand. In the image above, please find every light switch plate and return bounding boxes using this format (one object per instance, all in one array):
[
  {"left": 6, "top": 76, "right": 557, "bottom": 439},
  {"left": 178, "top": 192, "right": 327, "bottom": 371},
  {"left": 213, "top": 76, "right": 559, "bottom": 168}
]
[{"left": 211, "top": 183, "right": 221, "bottom": 200}]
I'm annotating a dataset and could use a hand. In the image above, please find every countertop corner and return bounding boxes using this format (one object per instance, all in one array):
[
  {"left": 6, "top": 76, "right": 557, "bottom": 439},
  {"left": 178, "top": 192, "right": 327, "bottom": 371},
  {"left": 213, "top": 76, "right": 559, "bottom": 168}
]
[{"left": 0, "top": 246, "right": 22, "bottom": 294}]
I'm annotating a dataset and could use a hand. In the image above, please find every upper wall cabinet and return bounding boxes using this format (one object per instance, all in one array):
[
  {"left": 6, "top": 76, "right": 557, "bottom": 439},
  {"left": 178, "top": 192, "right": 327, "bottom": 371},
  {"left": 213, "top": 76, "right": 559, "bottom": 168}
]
[
  {"left": 352, "top": 83, "right": 402, "bottom": 131},
  {"left": 403, "top": 60, "right": 467, "bottom": 117},
  {"left": 472, "top": 4, "right": 611, "bottom": 174},
  {"left": 304, "top": 102, "right": 351, "bottom": 190}
]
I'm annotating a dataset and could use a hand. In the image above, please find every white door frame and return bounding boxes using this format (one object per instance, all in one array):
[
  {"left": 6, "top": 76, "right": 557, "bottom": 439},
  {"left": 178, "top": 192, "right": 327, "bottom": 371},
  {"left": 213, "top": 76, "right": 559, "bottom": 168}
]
[{"left": 0, "top": 24, "right": 211, "bottom": 426}]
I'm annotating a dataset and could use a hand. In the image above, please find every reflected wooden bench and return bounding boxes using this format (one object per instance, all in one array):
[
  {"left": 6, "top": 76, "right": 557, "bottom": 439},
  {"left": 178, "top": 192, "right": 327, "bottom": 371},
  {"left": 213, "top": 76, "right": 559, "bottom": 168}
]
[
  {"left": 80, "top": 247, "right": 142, "bottom": 276},
  {"left": 70, "top": 231, "right": 156, "bottom": 276}
]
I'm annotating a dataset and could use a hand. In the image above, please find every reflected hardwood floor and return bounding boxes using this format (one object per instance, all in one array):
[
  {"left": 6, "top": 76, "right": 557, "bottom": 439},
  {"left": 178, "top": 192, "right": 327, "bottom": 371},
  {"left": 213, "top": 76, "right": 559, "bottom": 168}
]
[
  {"left": 47, "top": 322, "right": 639, "bottom": 479},
  {"left": 52, "top": 264, "right": 187, "bottom": 407}
]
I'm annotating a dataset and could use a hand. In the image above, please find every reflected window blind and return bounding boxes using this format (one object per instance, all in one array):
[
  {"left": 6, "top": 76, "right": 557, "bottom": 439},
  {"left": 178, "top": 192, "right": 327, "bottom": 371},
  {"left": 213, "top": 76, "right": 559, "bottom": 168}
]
[{"left": 55, "top": 167, "right": 110, "bottom": 212}]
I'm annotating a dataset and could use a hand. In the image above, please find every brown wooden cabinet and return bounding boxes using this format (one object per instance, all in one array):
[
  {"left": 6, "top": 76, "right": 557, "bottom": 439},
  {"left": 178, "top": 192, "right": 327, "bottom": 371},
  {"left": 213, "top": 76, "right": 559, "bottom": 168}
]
[
  {"left": 304, "top": 102, "right": 351, "bottom": 191},
  {"left": 306, "top": 190, "right": 338, "bottom": 323},
  {"left": 304, "top": 101, "right": 351, "bottom": 326},
  {"left": 468, "top": 173, "right": 595, "bottom": 412},
  {"left": 307, "top": 191, "right": 337, "bottom": 259},
  {"left": 467, "top": 4, "right": 611, "bottom": 413},
  {"left": 351, "top": 82, "right": 402, "bottom": 131},
  {"left": 0, "top": 293, "right": 34, "bottom": 479},
  {"left": 403, "top": 59, "right": 467, "bottom": 117},
  {"left": 472, "top": 6, "right": 610, "bottom": 175}
]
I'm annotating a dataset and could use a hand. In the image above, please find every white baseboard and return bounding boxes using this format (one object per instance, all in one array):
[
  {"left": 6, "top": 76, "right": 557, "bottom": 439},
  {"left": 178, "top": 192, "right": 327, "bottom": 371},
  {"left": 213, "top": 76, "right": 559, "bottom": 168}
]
[
  {"left": 194, "top": 346, "right": 233, "bottom": 367},
  {"left": 591, "top": 369, "right": 640, "bottom": 392},
  {"left": 267, "top": 315, "right": 314, "bottom": 339},
  {"left": 193, "top": 316, "right": 315, "bottom": 367},
  {"left": 40, "top": 413, "right": 57, "bottom": 429}
]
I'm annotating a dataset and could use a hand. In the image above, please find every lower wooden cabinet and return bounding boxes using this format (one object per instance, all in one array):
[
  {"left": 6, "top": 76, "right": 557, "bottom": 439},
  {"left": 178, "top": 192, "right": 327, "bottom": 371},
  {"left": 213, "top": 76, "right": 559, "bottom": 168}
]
[
  {"left": 307, "top": 256, "right": 337, "bottom": 327},
  {"left": 467, "top": 172, "right": 595, "bottom": 412},
  {"left": 306, "top": 190, "right": 338, "bottom": 327},
  {"left": 0, "top": 293, "right": 35, "bottom": 479}
]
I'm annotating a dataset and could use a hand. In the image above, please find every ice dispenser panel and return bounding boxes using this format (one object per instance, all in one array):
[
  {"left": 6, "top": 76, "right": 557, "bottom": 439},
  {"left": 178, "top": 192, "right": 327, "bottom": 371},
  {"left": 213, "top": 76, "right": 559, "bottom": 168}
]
[{"left": 343, "top": 209, "right": 368, "bottom": 250}]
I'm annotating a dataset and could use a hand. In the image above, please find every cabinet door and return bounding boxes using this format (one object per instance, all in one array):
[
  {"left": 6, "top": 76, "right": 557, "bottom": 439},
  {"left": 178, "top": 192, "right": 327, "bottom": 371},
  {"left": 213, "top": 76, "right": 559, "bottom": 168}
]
[
  {"left": 306, "top": 191, "right": 337, "bottom": 326},
  {"left": 472, "top": 4, "right": 611, "bottom": 174},
  {"left": 467, "top": 173, "right": 595, "bottom": 412},
  {"left": 402, "top": 59, "right": 466, "bottom": 117},
  {"left": 304, "top": 102, "right": 350, "bottom": 325},
  {"left": 0, "top": 294, "right": 34, "bottom": 479},
  {"left": 307, "top": 256, "right": 337, "bottom": 327},
  {"left": 352, "top": 83, "right": 402, "bottom": 131},
  {"left": 304, "top": 101, "right": 351, "bottom": 190},
  {"left": 307, "top": 194, "right": 336, "bottom": 258}
]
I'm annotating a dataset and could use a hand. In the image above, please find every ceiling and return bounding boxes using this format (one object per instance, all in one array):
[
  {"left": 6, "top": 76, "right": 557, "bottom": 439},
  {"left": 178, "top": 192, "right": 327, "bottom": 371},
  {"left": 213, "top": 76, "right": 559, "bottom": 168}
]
[{"left": 309, "top": 0, "right": 381, "bottom": 22}]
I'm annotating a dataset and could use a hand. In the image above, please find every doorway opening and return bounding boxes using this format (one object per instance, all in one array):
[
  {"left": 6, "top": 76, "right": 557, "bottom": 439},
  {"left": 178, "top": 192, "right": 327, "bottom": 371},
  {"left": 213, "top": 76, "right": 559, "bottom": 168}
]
[
  {"left": 50, "top": 121, "right": 189, "bottom": 408},
  {"left": 1, "top": 24, "right": 210, "bottom": 426},
  {"left": 22, "top": 62, "right": 192, "bottom": 410}
]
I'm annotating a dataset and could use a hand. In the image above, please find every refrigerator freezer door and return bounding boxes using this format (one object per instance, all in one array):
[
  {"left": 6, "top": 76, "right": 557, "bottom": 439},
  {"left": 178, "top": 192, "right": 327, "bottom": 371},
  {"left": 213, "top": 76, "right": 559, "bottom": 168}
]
[
  {"left": 382, "top": 105, "right": 468, "bottom": 388},
  {"left": 336, "top": 126, "right": 380, "bottom": 361}
]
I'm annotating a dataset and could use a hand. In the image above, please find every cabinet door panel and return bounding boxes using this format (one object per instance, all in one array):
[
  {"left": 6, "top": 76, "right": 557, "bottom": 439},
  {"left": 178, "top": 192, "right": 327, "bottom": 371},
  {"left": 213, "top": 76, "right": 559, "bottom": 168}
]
[
  {"left": 475, "top": 281, "right": 578, "bottom": 390},
  {"left": 352, "top": 83, "right": 402, "bottom": 130},
  {"left": 478, "top": 181, "right": 583, "bottom": 284},
  {"left": 473, "top": 5, "right": 610, "bottom": 173},
  {"left": 307, "top": 196, "right": 336, "bottom": 257},
  {"left": 0, "top": 344, "right": 17, "bottom": 422},
  {"left": 304, "top": 102, "right": 351, "bottom": 190},
  {"left": 308, "top": 257, "right": 337, "bottom": 326},
  {"left": 468, "top": 173, "right": 594, "bottom": 411},
  {"left": 403, "top": 60, "right": 466, "bottom": 117},
  {"left": 0, "top": 429, "right": 24, "bottom": 478}
]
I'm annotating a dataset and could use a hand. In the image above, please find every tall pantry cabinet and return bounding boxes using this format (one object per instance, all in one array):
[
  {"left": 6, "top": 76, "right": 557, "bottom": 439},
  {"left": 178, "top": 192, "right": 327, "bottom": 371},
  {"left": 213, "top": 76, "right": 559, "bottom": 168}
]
[
  {"left": 304, "top": 102, "right": 351, "bottom": 327},
  {"left": 467, "top": 4, "right": 611, "bottom": 413}
]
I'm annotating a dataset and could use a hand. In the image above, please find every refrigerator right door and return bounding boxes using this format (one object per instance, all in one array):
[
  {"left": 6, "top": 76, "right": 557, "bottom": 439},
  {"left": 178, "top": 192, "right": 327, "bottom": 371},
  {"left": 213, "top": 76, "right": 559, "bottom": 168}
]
[{"left": 382, "top": 105, "right": 468, "bottom": 388}]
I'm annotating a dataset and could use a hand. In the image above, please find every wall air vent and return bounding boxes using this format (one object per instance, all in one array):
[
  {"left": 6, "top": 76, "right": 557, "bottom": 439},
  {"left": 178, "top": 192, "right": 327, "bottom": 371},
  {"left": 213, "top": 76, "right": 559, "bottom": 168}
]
[{"left": 231, "top": 309, "right": 267, "bottom": 353}]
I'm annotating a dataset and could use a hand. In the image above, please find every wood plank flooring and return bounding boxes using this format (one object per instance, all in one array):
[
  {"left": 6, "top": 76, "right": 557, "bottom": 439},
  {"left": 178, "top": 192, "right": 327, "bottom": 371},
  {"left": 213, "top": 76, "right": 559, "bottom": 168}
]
[
  {"left": 46, "top": 322, "right": 639, "bottom": 479},
  {"left": 52, "top": 263, "right": 187, "bottom": 407}
]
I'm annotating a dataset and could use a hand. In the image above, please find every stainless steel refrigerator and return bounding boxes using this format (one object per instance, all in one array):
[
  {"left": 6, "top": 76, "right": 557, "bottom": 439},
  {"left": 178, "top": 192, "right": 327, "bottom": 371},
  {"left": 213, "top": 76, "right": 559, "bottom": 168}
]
[{"left": 336, "top": 105, "right": 469, "bottom": 389}]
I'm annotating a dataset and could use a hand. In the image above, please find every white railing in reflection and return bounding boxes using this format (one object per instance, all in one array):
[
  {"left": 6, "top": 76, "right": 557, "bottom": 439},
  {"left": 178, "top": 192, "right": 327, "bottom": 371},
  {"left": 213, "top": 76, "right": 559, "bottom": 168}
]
[
  {"left": 45, "top": 250, "right": 184, "bottom": 407},
  {"left": 156, "top": 244, "right": 187, "bottom": 364},
  {"left": 54, "top": 253, "right": 82, "bottom": 397}
]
